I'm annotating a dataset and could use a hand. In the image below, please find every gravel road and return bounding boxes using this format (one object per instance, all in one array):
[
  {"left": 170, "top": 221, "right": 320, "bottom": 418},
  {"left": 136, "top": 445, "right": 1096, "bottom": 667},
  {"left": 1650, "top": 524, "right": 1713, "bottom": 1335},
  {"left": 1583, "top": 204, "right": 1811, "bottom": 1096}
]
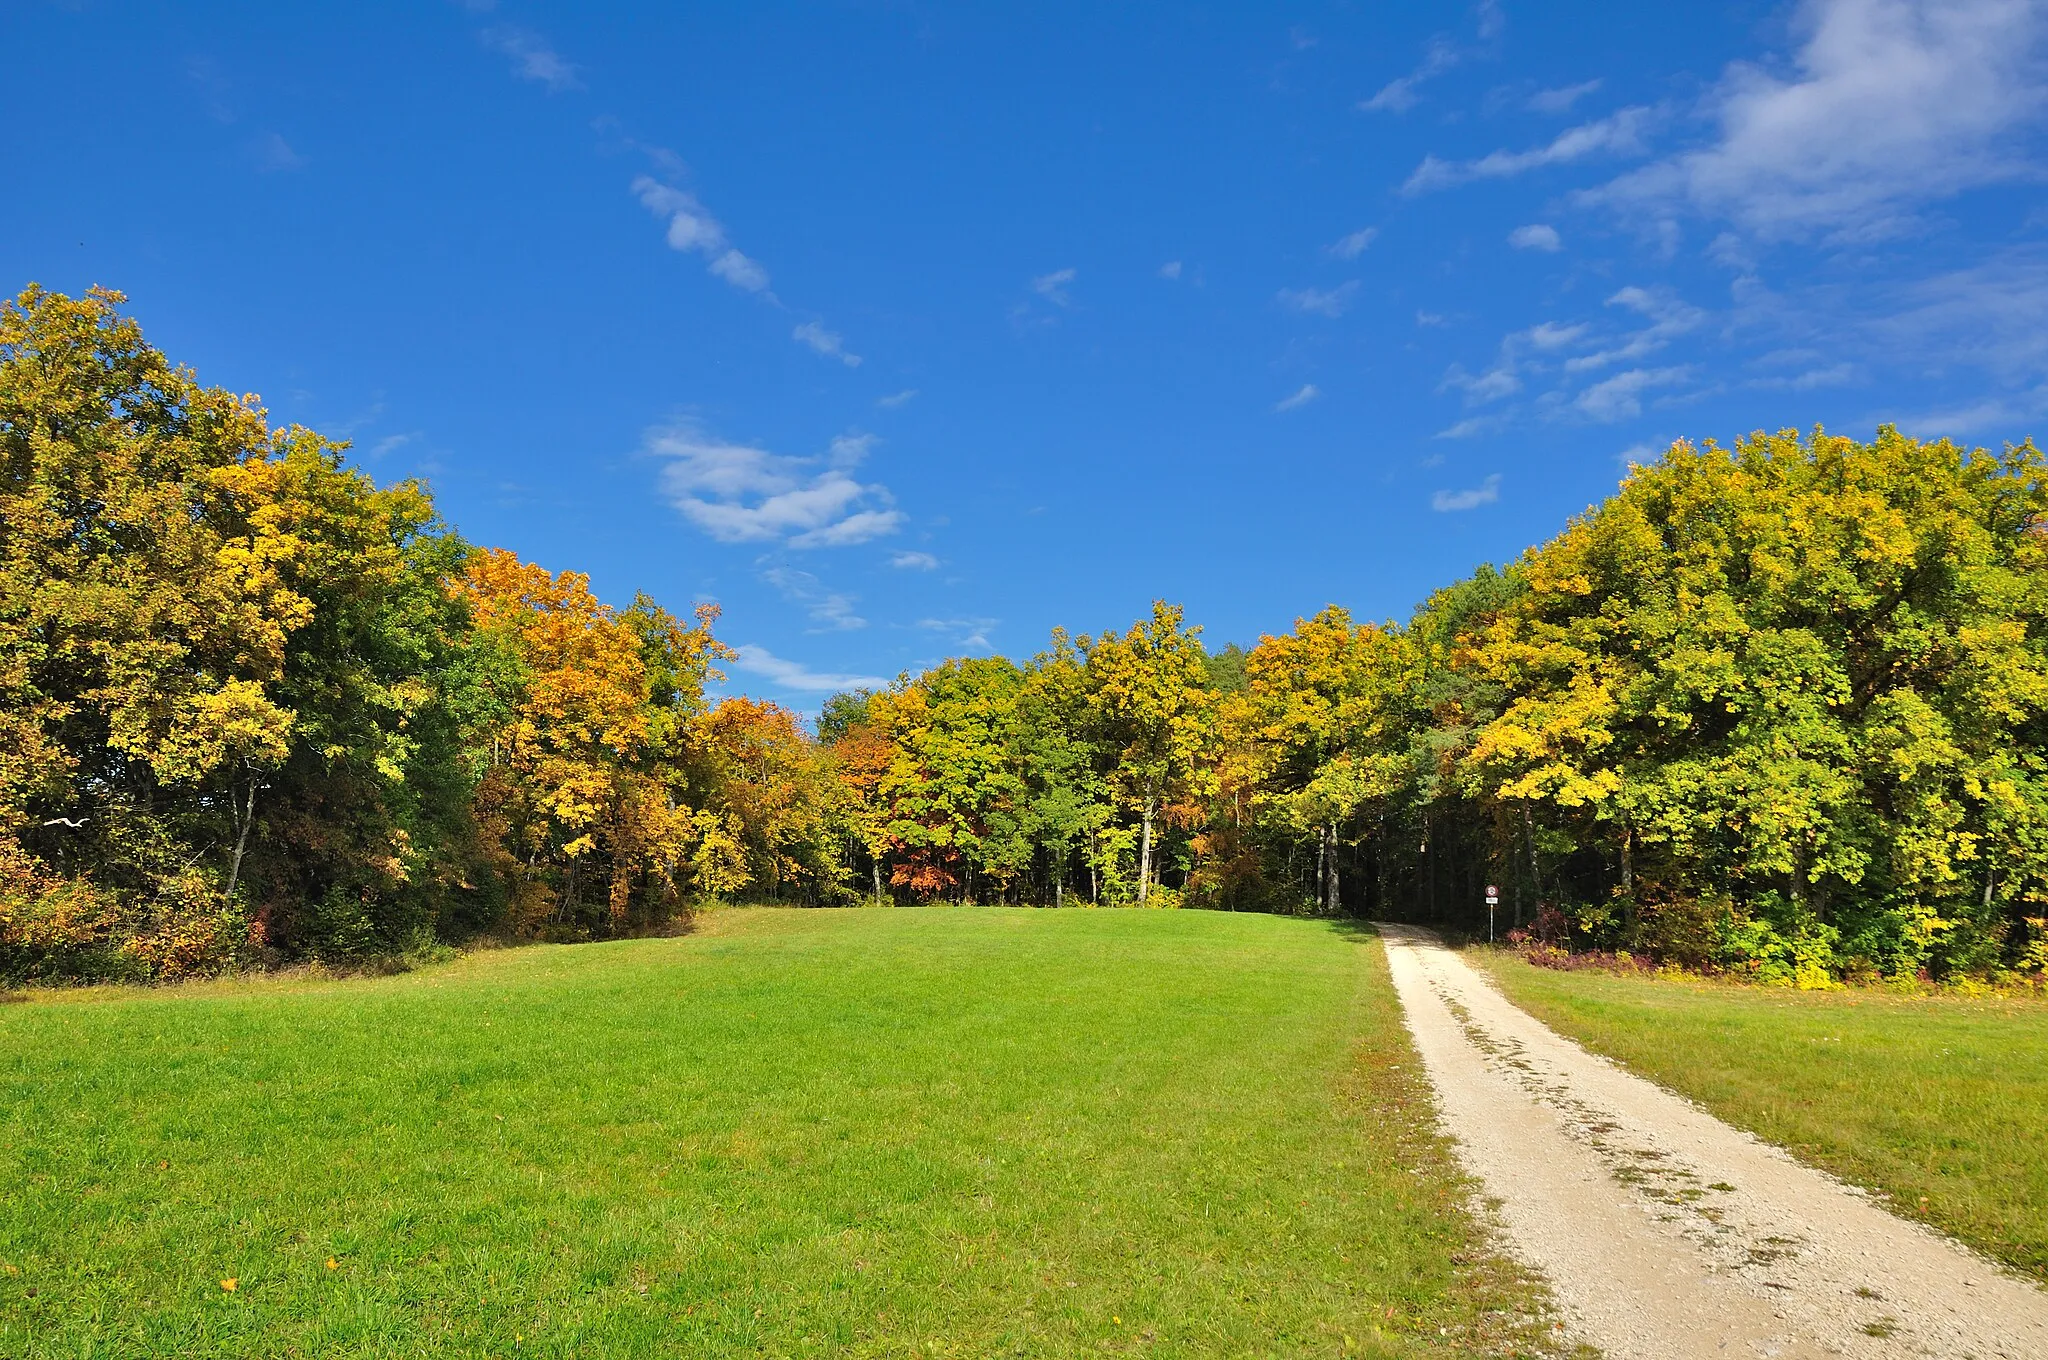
[{"left": 1376, "top": 923, "right": 2048, "bottom": 1359}]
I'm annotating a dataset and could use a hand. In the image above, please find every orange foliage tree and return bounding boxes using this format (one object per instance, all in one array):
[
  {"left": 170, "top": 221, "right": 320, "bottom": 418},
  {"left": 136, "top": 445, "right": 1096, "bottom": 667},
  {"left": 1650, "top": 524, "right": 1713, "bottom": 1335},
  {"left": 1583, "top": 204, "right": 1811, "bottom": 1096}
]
[{"left": 454, "top": 548, "right": 730, "bottom": 936}]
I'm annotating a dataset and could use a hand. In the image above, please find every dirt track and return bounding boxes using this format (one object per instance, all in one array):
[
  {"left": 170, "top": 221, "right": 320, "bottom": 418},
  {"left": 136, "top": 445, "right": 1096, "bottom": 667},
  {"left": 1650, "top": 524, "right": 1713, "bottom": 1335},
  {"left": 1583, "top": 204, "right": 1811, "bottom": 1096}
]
[{"left": 1376, "top": 923, "right": 2048, "bottom": 1359}]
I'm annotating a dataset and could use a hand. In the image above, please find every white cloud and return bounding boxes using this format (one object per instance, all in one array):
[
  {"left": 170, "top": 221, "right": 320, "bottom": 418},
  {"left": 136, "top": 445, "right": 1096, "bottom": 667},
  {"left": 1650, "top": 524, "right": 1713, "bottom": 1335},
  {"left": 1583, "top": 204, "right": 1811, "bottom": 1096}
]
[
  {"left": 1591, "top": 0, "right": 2048, "bottom": 240},
  {"left": 707, "top": 247, "right": 769, "bottom": 292},
  {"left": 1361, "top": 36, "right": 1461, "bottom": 113},
  {"left": 1439, "top": 364, "right": 1520, "bottom": 405},
  {"left": 890, "top": 551, "right": 940, "bottom": 570},
  {"left": 1416, "top": 310, "right": 1449, "bottom": 327},
  {"left": 729, "top": 644, "right": 884, "bottom": 693},
  {"left": 789, "top": 510, "right": 904, "bottom": 549},
  {"left": 1275, "top": 383, "right": 1321, "bottom": 412},
  {"left": 1523, "top": 321, "right": 1588, "bottom": 350},
  {"left": 877, "top": 388, "right": 919, "bottom": 409},
  {"left": 1278, "top": 281, "right": 1360, "bottom": 317},
  {"left": 1885, "top": 392, "right": 2048, "bottom": 437},
  {"left": 1508, "top": 223, "right": 1563, "bottom": 252},
  {"left": 646, "top": 420, "right": 903, "bottom": 548},
  {"left": 918, "top": 617, "right": 998, "bottom": 651},
  {"left": 793, "top": 321, "right": 861, "bottom": 367},
  {"left": 632, "top": 176, "right": 772, "bottom": 297},
  {"left": 1560, "top": 286, "right": 1705, "bottom": 373},
  {"left": 1529, "top": 79, "right": 1603, "bottom": 114},
  {"left": 367, "top": 432, "right": 419, "bottom": 458},
  {"left": 252, "top": 132, "right": 304, "bottom": 172},
  {"left": 1574, "top": 365, "right": 1693, "bottom": 421},
  {"left": 1158, "top": 260, "right": 1184, "bottom": 280},
  {"left": 1033, "top": 268, "right": 1078, "bottom": 305},
  {"left": 1432, "top": 475, "right": 1502, "bottom": 511},
  {"left": 1868, "top": 248, "right": 2048, "bottom": 381},
  {"left": 1435, "top": 415, "right": 1507, "bottom": 439},
  {"left": 1753, "top": 361, "right": 1857, "bottom": 390},
  {"left": 1402, "top": 107, "right": 1653, "bottom": 194},
  {"left": 826, "top": 433, "right": 876, "bottom": 465},
  {"left": 763, "top": 566, "right": 865, "bottom": 631},
  {"left": 1328, "top": 227, "right": 1378, "bottom": 259},
  {"left": 481, "top": 27, "right": 581, "bottom": 92}
]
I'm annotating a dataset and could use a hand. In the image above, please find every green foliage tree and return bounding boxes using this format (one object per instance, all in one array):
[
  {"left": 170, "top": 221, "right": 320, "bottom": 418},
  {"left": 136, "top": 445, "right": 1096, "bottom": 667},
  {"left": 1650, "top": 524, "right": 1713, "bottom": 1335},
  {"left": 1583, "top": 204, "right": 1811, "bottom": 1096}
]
[
  {"left": 1079, "top": 603, "right": 1215, "bottom": 904},
  {"left": 11, "top": 284, "right": 2048, "bottom": 986}
]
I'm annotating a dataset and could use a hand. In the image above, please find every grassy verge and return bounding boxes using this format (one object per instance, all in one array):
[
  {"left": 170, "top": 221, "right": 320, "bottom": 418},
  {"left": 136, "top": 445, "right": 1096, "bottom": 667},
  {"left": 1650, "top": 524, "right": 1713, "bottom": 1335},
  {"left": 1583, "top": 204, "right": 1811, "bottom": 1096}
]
[
  {"left": 1474, "top": 949, "right": 2048, "bottom": 1280},
  {"left": 2, "top": 907, "right": 1559, "bottom": 1358}
]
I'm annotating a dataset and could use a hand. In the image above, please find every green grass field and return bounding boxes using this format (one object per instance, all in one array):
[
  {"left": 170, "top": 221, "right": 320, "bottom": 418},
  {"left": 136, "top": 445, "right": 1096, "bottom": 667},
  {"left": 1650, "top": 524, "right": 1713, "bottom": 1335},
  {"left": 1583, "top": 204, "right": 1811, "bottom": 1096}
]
[
  {"left": 1, "top": 908, "right": 1556, "bottom": 1359},
  {"left": 1476, "top": 951, "right": 2048, "bottom": 1280}
]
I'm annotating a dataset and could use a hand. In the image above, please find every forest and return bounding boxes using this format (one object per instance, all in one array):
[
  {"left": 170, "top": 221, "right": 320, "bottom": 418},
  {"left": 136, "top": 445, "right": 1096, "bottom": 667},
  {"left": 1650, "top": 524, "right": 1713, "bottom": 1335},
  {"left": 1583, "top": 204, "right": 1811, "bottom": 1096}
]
[{"left": 6, "top": 284, "right": 2047, "bottom": 985}]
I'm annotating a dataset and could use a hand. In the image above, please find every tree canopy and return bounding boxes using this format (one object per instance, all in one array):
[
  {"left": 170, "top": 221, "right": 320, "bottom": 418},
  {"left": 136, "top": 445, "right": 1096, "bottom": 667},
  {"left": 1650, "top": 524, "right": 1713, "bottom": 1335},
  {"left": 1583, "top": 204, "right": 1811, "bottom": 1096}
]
[{"left": 7, "top": 285, "right": 2048, "bottom": 985}]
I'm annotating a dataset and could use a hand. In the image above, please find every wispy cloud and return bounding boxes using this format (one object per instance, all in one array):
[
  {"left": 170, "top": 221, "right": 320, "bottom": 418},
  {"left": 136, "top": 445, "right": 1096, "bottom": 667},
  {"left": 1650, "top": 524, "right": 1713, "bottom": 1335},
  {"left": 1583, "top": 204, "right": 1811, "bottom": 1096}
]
[
  {"left": 1885, "top": 392, "right": 2048, "bottom": 438},
  {"left": 1438, "top": 364, "right": 1520, "bottom": 406},
  {"left": 367, "top": 431, "right": 419, "bottom": 458},
  {"left": 918, "top": 617, "right": 998, "bottom": 651},
  {"left": 1426, "top": 284, "right": 1713, "bottom": 437},
  {"left": 632, "top": 176, "right": 771, "bottom": 295},
  {"left": 793, "top": 321, "right": 861, "bottom": 367},
  {"left": 1158, "top": 260, "right": 1184, "bottom": 280},
  {"left": 1275, "top": 383, "right": 1321, "bottom": 412},
  {"left": 252, "top": 132, "right": 304, "bottom": 173},
  {"left": 1277, "top": 281, "right": 1359, "bottom": 317},
  {"left": 1574, "top": 365, "right": 1693, "bottom": 422},
  {"left": 890, "top": 551, "right": 939, "bottom": 570},
  {"left": 1752, "top": 361, "right": 1856, "bottom": 390},
  {"left": 646, "top": 421, "right": 903, "bottom": 548},
  {"left": 1589, "top": 0, "right": 2048, "bottom": 241},
  {"left": 1360, "top": 2, "right": 1504, "bottom": 113},
  {"left": 480, "top": 27, "right": 581, "bottom": 92},
  {"left": 877, "top": 388, "right": 919, "bottom": 409},
  {"left": 1328, "top": 227, "right": 1378, "bottom": 259},
  {"left": 1435, "top": 415, "right": 1508, "bottom": 440},
  {"left": 1403, "top": 107, "right": 1653, "bottom": 195},
  {"left": 1432, "top": 475, "right": 1502, "bottom": 511},
  {"left": 763, "top": 566, "right": 865, "bottom": 631},
  {"left": 1508, "top": 223, "right": 1563, "bottom": 252},
  {"left": 729, "top": 644, "right": 885, "bottom": 694},
  {"left": 1033, "top": 268, "right": 1078, "bottom": 306},
  {"left": 1361, "top": 37, "right": 1462, "bottom": 113},
  {"left": 1560, "top": 287, "right": 1704, "bottom": 374},
  {"left": 1529, "top": 79, "right": 1603, "bottom": 114}
]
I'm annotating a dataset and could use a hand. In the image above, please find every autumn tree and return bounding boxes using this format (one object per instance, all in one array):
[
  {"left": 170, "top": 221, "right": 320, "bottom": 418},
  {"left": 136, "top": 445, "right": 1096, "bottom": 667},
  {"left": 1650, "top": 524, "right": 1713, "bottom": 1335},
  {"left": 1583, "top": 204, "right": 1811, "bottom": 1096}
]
[
  {"left": 1080, "top": 602, "right": 1215, "bottom": 903},
  {"left": 1234, "top": 607, "right": 1422, "bottom": 915},
  {"left": 455, "top": 549, "right": 728, "bottom": 935}
]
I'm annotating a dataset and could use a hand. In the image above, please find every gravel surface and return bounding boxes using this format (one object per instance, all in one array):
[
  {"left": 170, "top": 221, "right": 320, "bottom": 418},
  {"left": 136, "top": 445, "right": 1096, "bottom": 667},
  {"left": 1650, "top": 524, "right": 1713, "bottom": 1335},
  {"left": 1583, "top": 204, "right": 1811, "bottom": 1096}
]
[{"left": 1377, "top": 923, "right": 2048, "bottom": 1360}]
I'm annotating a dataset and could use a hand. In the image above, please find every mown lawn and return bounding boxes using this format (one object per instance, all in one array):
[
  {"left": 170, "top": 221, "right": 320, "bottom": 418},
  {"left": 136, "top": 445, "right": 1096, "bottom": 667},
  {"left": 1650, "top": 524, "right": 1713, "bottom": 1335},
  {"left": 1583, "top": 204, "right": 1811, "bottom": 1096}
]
[
  {"left": 1, "top": 908, "right": 1555, "bottom": 1359},
  {"left": 1476, "top": 950, "right": 2048, "bottom": 1280}
]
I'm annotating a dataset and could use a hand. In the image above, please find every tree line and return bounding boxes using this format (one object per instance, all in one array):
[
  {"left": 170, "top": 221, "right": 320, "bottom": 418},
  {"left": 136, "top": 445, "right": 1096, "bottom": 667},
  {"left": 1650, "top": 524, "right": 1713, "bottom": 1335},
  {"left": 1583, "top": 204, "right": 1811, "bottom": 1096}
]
[{"left": 6, "top": 285, "right": 2047, "bottom": 984}]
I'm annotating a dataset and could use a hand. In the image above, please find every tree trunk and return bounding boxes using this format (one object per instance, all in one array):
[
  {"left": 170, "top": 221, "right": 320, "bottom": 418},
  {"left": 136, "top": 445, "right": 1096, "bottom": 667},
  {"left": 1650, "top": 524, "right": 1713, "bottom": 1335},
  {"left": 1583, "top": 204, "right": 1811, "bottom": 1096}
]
[
  {"left": 1425, "top": 813, "right": 1437, "bottom": 919},
  {"left": 872, "top": 859, "right": 883, "bottom": 905},
  {"left": 1138, "top": 778, "right": 1156, "bottom": 904},
  {"left": 225, "top": 775, "right": 259, "bottom": 902},
  {"left": 1325, "top": 819, "right": 1340, "bottom": 916},
  {"left": 1316, "top": 827, "right": 1327, "bottom": 912},
  {"left": 1522, "top": 805, "right": 1541, "bottom": 903}
]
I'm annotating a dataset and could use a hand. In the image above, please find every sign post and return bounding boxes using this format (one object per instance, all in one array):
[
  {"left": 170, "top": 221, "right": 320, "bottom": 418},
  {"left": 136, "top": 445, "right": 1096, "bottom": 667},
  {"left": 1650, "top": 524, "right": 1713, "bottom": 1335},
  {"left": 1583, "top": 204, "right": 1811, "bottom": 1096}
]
[{"left": 1485, "top": 884, "right": 1500, "bottom": 942}]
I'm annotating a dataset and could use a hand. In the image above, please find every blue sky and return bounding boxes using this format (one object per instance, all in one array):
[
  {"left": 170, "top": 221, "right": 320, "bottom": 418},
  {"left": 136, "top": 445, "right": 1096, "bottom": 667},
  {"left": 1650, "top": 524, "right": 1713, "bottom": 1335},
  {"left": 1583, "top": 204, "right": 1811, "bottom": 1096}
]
[{"left": 7, "top": 1, "right": 2047, "bottom": 706}]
